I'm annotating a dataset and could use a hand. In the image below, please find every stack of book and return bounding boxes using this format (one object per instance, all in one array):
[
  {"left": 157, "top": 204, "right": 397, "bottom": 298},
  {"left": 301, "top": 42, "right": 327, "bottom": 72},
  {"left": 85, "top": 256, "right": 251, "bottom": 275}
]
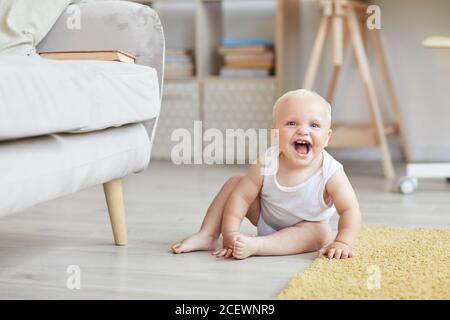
[
  {"left": 165, "top": 48, "right": 194, "bottom": 79},
  {"left": 218, "top": 38, "right": 274, "bottom": 77}
]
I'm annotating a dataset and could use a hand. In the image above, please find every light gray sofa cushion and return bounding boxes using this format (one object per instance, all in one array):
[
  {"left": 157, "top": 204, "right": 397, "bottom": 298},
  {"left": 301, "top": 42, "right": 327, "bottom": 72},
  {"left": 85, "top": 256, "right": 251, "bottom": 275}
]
[
  {"left": 0, "top": 123, "right": 151, "bottom": 217},
  {"left": 0, "top": 54, "right": 160, "bottom": 141}
]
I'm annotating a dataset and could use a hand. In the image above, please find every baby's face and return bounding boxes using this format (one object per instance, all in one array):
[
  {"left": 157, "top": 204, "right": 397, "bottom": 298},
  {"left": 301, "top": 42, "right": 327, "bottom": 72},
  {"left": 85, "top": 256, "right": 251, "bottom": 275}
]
[{"left": 273, "top": 96, "right": 332, "bottom": 167}]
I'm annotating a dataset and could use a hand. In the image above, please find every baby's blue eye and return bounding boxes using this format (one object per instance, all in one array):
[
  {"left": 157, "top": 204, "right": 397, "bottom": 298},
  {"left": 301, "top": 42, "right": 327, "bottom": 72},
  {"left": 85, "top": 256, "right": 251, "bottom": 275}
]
[
  {"left": 311, "top": 123, "right": 320, "bottom": 128},
  {"left": 287, "top": 121, "right": 296, "bottom": 127}
]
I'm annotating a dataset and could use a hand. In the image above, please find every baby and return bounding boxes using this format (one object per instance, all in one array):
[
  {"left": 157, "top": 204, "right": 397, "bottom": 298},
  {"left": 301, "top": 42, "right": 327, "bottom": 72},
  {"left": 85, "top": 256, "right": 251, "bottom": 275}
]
[{"left": 172, "top": 89, "right": 361, "bottom": 260}]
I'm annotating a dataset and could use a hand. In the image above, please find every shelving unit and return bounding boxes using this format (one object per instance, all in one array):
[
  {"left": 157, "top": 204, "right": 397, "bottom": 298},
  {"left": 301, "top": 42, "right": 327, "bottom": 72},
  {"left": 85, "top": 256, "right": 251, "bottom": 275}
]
[{"left": 131, "top": 0, "right": 283, "bottom": 160}]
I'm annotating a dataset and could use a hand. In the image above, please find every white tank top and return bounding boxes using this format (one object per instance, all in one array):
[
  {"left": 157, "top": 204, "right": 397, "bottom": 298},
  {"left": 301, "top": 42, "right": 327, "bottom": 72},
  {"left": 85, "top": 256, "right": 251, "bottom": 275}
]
[{"left": 260, "top": 147, "right": 343, "bottom": 230}]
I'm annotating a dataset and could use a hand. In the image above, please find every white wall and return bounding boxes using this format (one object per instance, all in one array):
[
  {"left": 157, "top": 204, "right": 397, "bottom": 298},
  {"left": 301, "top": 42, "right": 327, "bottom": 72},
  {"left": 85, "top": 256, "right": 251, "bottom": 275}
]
[
  {"left": 223, "top": 1, "right": 276, "bottom": 39},
  {"left": 152, "top": 2, "right": 196, "bottom": 50}
]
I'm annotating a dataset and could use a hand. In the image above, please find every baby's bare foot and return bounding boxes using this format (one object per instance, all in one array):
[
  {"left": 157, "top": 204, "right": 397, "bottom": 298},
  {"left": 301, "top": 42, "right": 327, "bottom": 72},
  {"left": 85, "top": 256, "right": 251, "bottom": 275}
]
[
  {"left": 172, "top": 231, "right": 217, "bottom": 254},
  {"left": 232, "top": 235, "right": 261, "bottom": 260}
]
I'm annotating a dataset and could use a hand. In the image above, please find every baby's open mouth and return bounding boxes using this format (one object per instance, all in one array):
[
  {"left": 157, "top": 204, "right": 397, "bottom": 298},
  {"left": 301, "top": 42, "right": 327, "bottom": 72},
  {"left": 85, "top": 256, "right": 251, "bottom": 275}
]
[{"left": 293, "top": 140, "right": 311, "bottom": 156}]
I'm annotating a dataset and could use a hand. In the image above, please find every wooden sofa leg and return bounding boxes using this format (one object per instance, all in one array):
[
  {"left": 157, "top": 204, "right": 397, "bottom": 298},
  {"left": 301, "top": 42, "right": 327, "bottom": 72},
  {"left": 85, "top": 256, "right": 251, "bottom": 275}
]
[{"left": 103, "top": 179, "right": 127, "bottom": 246}]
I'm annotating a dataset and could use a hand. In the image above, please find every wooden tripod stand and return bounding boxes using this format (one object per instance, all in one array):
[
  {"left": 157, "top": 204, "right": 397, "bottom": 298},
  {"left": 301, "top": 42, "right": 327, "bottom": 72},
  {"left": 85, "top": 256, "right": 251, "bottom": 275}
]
[{"left": 303, "top": 0, "right": 411, "bottom": 179}]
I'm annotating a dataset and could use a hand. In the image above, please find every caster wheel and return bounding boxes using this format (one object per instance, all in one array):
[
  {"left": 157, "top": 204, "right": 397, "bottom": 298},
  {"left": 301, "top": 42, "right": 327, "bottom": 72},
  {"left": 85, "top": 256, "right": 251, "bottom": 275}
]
[{"left": 398, "top": 177, "right": 417, "bottom": 194}]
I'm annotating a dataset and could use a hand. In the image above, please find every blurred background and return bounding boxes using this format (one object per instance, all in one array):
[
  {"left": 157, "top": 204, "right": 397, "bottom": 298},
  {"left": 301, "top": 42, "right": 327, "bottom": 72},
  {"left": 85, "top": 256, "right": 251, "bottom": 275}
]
[{"left": 131, "top": 0, "right": 450, "bottom": 167}]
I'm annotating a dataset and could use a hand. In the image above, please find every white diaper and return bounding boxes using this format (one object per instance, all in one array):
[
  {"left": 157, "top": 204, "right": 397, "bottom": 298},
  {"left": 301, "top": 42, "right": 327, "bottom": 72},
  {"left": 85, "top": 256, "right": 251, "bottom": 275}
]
[{"left": 257, "top": 214, "right": 277, "bottom": 236}]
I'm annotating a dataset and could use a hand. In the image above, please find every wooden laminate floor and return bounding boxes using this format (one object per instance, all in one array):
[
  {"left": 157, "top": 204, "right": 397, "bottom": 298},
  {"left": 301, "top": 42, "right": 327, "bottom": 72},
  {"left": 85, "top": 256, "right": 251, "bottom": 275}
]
[{"left": 0, "top": 160, "right": 449, "bottom": 299}]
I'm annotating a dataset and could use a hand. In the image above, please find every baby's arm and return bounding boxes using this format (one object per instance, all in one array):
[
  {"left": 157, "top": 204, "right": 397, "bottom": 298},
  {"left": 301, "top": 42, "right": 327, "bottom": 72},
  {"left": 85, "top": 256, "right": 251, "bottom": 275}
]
[
  {"left": 218, "top": 161, "right": 263, "bottom": 258},
  {"left": 319, "top": 168, "right": 361, "bottom": 259}
]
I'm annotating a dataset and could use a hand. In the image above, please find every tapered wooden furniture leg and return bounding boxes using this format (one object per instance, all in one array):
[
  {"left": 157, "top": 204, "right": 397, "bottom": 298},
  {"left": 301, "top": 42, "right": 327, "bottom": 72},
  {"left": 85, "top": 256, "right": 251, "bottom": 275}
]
[
  {"left": 327, "top": 14, "right": 341, "bottom": 103},
  {"left": 370, "top": 28, "right": 413, "bottom": 162},
  {"left": 332, "top": 14, "right": 344, "bottom": 66},
  {"left": 103, "top": 179, "right": 127, "bottom": 246},
  {"left": 303, "top": 16, "right": 331, "bottom": 89},
  {"left": 327, "top": 24, "right": 348, "bottom": 104},
  {"left": 360, "top": 11, "right": 368, "bottom": 52},
  {"left": 347, "top": 6, "right": 394, "bottom": 179},
  {"left": 327, "top": 65, "right": 341, "bottom": 103},
  {"left": 275, "top": 0, "right": 286, "bottom": 95}
]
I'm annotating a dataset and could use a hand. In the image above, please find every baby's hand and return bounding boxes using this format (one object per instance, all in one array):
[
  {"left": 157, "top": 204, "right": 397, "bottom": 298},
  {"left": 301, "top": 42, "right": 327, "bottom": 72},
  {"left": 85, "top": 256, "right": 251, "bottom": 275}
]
[
  {"left": 212, "top": 231, "right": 241, "bottom": 259},
  {"left": 318, "top": 241, "right": 353, "bottom": 259}
]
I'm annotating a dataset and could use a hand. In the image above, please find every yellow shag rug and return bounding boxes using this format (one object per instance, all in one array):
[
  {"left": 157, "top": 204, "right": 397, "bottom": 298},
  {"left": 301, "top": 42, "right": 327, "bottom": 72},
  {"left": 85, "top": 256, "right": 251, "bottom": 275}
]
[{"left": 277, "top": 225, "right": 450, "bottom": 299}]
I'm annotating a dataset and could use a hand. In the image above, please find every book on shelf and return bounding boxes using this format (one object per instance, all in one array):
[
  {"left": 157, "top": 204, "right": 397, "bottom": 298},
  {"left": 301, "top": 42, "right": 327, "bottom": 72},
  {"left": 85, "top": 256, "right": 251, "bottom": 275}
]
[
  {"left": 39, "top": 50, "right": 136, "bottom": 63},
  {"left": 219, "top": 67, "right": 270, "bottom": 77},
  {"left": 218, "top": 40, "right": 274, "bottom": 72},
  {"left": 165, "top": 64, "right": 194, "bottom": 71},
  {"left": 165, "top": 55, "right": 193, "bottom": 64},
  {"left": 224, "top": 60, "right": 273, "bottom": 69},
  {"left": 222, "top": 38, "right": 273, "bottom": 47},
  {"left": 218, "top": 44, "right": 273, "bottom": 55},
  {"left": 165, "top": 70, "right": 194, "bottom": 79},
  {"left": 224, "top": 52, "right": 274, "bottom": 63},
  {"left": 165, "top": 47, "right": 195, "bottom": 78},
  {"left": 165, "top": 48, "right": 192, "bottom": 57},
  {"left": 165, "top": 63, "right": 194, "bottom": 79},
  {"left": 165, "top": 73, "right": 194, "bottom": 79}
]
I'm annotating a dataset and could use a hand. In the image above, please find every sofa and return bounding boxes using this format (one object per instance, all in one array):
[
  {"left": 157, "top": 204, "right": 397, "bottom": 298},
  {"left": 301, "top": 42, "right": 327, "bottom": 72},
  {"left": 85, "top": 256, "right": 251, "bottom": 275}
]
[{"left": 0, "top": 1, "right": 165, "bottom": 245}]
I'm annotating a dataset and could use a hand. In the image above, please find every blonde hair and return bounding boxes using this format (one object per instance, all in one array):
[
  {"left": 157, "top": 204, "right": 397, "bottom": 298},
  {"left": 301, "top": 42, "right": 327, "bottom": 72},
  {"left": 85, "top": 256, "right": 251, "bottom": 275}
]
[{"left": 272, "top": 89, "right": 332, "bottom": 126}]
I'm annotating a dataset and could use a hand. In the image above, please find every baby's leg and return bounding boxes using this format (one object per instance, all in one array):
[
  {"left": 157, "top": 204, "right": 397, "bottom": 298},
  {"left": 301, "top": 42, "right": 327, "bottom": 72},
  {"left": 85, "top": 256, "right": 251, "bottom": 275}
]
[
  {"left": 233, "top": 220, "right": 331, "bottom": 259},
  {"left": 172, "top": 176, "right": 260, "bottom": 253}
]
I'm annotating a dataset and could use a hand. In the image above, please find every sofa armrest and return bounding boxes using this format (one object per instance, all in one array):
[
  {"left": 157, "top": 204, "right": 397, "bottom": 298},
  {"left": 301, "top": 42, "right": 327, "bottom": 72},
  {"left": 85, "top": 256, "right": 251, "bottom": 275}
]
[{"left": 37, "top": 0, "right": 165, "bottom": 94}]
